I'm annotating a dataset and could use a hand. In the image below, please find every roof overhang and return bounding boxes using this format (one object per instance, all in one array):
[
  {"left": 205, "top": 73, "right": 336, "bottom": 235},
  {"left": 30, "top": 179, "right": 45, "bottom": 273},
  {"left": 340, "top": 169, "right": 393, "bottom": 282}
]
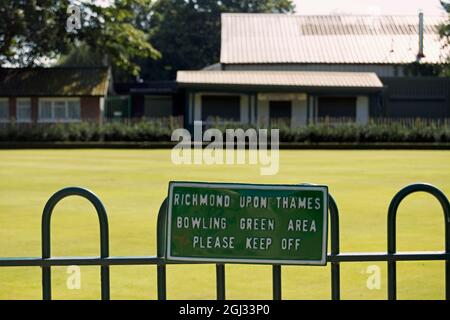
[{"left": 177, "top": 71, "right": 384, "bottom": 93}]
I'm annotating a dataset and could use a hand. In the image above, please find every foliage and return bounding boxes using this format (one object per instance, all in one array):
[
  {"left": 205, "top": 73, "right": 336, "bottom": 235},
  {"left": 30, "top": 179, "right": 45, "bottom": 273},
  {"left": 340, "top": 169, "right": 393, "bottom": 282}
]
[
  {"left": 403, "top": 62, "right": 447, "bottom": 77},
  {"left": 1, "top": 120, "right": 449, "bottom": 143},
  {"left": 276, "top": 122, "right": 450, "bottom": 143},
  {"left": 0, "top": 0, "right": 159, "bottom": 76},
  {"left": 440, "top": 0, "right": 450, "bottom": 76},
  {"left": 57, "top": 42, "right": 105, "bottom": 68},
  {"left": 141, "top": 0, "right": 295, "bottom": 80}
]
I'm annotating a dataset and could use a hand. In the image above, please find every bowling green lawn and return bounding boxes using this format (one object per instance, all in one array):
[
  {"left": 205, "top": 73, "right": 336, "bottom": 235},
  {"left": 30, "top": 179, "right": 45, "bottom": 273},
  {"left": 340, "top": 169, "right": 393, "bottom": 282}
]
[{"left": 0, "top": 149, "right": 449, "bottom": 300}]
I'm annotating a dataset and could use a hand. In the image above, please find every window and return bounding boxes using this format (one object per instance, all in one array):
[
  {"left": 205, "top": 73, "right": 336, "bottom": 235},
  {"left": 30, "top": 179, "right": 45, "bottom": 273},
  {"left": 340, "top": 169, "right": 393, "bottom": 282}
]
[
  {"left": 38, "top": 99, "right": 81, "bottom": 122},
  {"left": 68, "top": 101, "right": 81, "bottom": 119},
  {"left": 39, "top": 101, "right": 52, "bottom": 119},
  {"left": 0, "top": 98, "right": 9, "bottom": 122},
  {"left": 318, "top": 97, "right": 356, "bottom": 120},
  {"left": 201, "top": 95, "right": 240, "bottom": 123},
  {"left": 17, "top": 98, "right": 31, "bottom": 122},
  {"left": 269, "top": 101, "right": 292, "bottom": 127},
  {"left": 54, "top": 101, "right": 66, "bottom": 119}
]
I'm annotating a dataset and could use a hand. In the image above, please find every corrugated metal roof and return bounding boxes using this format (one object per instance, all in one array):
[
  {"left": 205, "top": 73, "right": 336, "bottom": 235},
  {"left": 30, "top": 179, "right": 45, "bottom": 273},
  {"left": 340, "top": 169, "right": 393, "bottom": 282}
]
[
  {"left": 0, "top": 67, "right": 110, "bottom": 96},
  {"left": 177, "top": 70, "right": 383, "bottom": 89},
  {"left": 221, "top": 14, "right": 448, "bottom": 64}
]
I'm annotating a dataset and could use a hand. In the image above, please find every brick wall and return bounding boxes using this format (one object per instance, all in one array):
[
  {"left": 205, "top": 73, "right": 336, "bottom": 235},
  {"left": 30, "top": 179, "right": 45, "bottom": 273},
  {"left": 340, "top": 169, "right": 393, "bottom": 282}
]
[
  {"left": 80, "top": 97, "right": 101, "bottom": 122},
  {"left": 3, "top": 97, "right": 102, "bottom": 123}
]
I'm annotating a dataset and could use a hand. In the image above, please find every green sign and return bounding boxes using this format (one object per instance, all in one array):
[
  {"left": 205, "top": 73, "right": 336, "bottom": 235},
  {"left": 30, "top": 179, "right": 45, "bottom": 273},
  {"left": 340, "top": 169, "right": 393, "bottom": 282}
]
[{"left": 166, "top": 182, "right": 328, "bottom": 265}]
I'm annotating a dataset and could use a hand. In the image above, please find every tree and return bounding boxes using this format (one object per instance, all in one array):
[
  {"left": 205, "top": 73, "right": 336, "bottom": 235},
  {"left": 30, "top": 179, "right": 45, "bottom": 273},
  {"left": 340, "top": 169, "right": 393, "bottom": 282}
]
[
  {"left": 0, "top": 0, "right": 159, "bottom": 76},
  {"left": 440, "top": 0, "right": 450, "bottom": 76},
  {"left": 140, "top": 0, "right": 295, "bottom": 81}
]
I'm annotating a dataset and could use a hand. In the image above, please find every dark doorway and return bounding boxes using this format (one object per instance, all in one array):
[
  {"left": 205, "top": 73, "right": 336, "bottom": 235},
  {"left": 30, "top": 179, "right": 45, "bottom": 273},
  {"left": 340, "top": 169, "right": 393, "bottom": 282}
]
[
  {"left": 269, "top": 101, "right": 292, "bottom": 127},
  {"left": 318, "top": 97, "right": 356, "bottom": 120},
  {"left": 201, "top": 95, "right": 240, "bottom": 122},
  {"left": 144, "top": 96, "right": 173, "bottom": 118}
]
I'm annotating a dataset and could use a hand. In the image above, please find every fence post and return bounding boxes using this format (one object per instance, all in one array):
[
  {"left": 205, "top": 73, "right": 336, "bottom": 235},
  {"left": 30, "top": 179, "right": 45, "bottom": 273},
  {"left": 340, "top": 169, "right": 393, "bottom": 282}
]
[
  {"left": 387, "top": 183, "right": 450, "bottom": 300},
  {"left": 156, "top": 198, "right": 168, "bottom": 300},
  {"left": 329, "top": 194, "right": 341, "bottom": 300},
  {"left": 296, "top": 183, "right": 340, "bottom": 300},
  {"left": 216, "top": 264, "right": 226, "bottom": 300},
  {"left": 273, "top": 265, "right": 282, "bottom": 300},
  {"left": 41, "top": 187, "right": 110, "bottom": 300}
]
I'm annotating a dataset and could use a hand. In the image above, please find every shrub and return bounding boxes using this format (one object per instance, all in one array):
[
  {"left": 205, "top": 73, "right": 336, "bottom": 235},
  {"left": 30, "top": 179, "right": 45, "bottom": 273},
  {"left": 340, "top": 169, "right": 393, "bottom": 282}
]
[{"left": 0, "top": 119, "right": 449, "bottom": 143}]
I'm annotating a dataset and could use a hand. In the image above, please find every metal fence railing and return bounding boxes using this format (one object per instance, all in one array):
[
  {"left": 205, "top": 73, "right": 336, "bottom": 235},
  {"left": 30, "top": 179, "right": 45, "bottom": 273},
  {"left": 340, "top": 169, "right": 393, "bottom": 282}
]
[{"left": 0, "top": 183, "right": 448, "bottom": 300}]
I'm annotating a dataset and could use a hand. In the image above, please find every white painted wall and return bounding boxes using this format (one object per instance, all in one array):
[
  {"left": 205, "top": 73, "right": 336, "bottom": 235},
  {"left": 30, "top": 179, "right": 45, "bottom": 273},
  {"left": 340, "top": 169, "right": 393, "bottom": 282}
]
[
  {"left": 307, "top": 96, "right": 322, "bottom": 124},
  {"left": 292, "top": 99, "right": 308, "bottom": 128},
  {"left": 356, "top": 96, "right": 370, "bottom": 124},
  {"left": 99, "top": 97, "right": 105, "bottom": 122}
]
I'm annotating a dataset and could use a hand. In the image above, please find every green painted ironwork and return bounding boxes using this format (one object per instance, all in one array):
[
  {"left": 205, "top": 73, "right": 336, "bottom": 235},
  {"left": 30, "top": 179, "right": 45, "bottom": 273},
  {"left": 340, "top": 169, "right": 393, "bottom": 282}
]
[
  {"left": 0, "top": 183, "right": 448, "bottom": 300},
  {"left": 41, "top": 187, "right": 110, "bottom": 300},
  {"left": 387, "top": 183, "right": 450, "bottom": 300}
]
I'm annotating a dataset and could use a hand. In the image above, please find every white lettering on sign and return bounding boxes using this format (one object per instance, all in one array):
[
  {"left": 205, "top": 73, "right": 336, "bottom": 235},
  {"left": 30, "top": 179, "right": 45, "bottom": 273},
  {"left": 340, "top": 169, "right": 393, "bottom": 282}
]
[
  {"left": 239, "top": 196, "right": 268, "bottom": 208},
  {"left": 174, "top": 193, "right": 231, "bottom": 208},
  {"left": 281, "top": 238, "right": 301, "bottom": 251},
  {"left": 276, "top": 197, "right": 321, "bottom": 210},
  {"left": 287, "top": 219, "right": 317, "bottom": 232},
  {"left": 245, "top": 237, "right": 273, "bottom": 250},
  {"left": 177, "top": 217, "right": 227, "bottom": 230},
  {"left": 239, "top": 218, "right": 275, "bottom": 231},
  {"left": 192, "top": 236, "right": 235, "bottom": 249}
]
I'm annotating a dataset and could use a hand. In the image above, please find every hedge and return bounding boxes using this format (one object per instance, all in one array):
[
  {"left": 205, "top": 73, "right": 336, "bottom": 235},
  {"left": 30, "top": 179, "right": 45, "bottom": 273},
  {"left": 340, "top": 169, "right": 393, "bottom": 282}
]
[{"left": 0, "top": 121, "right": 449, "bottom": 143}]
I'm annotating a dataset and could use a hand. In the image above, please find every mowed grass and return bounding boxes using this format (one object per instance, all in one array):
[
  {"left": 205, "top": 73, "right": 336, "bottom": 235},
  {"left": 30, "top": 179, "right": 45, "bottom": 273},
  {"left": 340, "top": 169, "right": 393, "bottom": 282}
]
[{"left": 0, "top": 149, "right": 449, "bottom": 300}]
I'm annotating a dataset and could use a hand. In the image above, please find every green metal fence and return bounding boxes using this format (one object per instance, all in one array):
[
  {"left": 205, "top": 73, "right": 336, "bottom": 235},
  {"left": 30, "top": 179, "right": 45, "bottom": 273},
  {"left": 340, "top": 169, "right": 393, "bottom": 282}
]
[{"left": 0, "top": 183, "right": 448, "bottom": 300}]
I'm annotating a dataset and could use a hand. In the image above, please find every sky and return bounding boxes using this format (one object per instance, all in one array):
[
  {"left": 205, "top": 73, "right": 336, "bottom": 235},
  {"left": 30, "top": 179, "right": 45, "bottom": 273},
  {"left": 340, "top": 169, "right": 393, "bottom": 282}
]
[{"left": 293, "top": 0, "right": 448, "bottom": 16}]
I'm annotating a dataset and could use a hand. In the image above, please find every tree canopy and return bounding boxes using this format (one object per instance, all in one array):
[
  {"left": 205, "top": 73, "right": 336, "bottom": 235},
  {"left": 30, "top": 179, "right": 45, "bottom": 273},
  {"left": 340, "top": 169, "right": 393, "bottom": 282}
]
[
  {"left": 0, "top": 0, "right": 159, "bottom": 76},
  {"left": 439, "top": 0, "right": 450, "bottom": 75},
  {"left": 141, "top": 0, "right": 295, "bottom": 81}
]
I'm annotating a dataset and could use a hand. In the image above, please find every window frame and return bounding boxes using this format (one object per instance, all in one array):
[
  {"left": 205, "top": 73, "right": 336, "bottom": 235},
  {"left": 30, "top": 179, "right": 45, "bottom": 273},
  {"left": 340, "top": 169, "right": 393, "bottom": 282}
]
[
  {"left": 16, "top": 98, "right": 32, "bottom": 123},
  {"left": 38, "top": 97, "right": 81, "bottom": 123},
  {"left": 0, "top": 98, "right": 9, "bottom": 123}
]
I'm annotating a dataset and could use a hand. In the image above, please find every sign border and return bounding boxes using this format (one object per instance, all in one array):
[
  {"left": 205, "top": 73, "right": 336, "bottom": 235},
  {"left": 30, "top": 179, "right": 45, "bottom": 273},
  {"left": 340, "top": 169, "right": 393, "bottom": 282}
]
[{"left": 166, "top": 181, "right": 329, "bottom": 266}]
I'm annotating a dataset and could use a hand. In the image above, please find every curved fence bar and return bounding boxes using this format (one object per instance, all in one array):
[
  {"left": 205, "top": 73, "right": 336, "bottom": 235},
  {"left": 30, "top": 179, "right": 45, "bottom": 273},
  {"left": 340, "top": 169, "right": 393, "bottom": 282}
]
[
  {"left": 387, "top": 183, "right": 450, "bottom": 300},
  {"left": 329, "top": 194, "right": 340, "bottom": 300},
  {"left": 41, "top": 187, "right": 110, "bottom": 300}
]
